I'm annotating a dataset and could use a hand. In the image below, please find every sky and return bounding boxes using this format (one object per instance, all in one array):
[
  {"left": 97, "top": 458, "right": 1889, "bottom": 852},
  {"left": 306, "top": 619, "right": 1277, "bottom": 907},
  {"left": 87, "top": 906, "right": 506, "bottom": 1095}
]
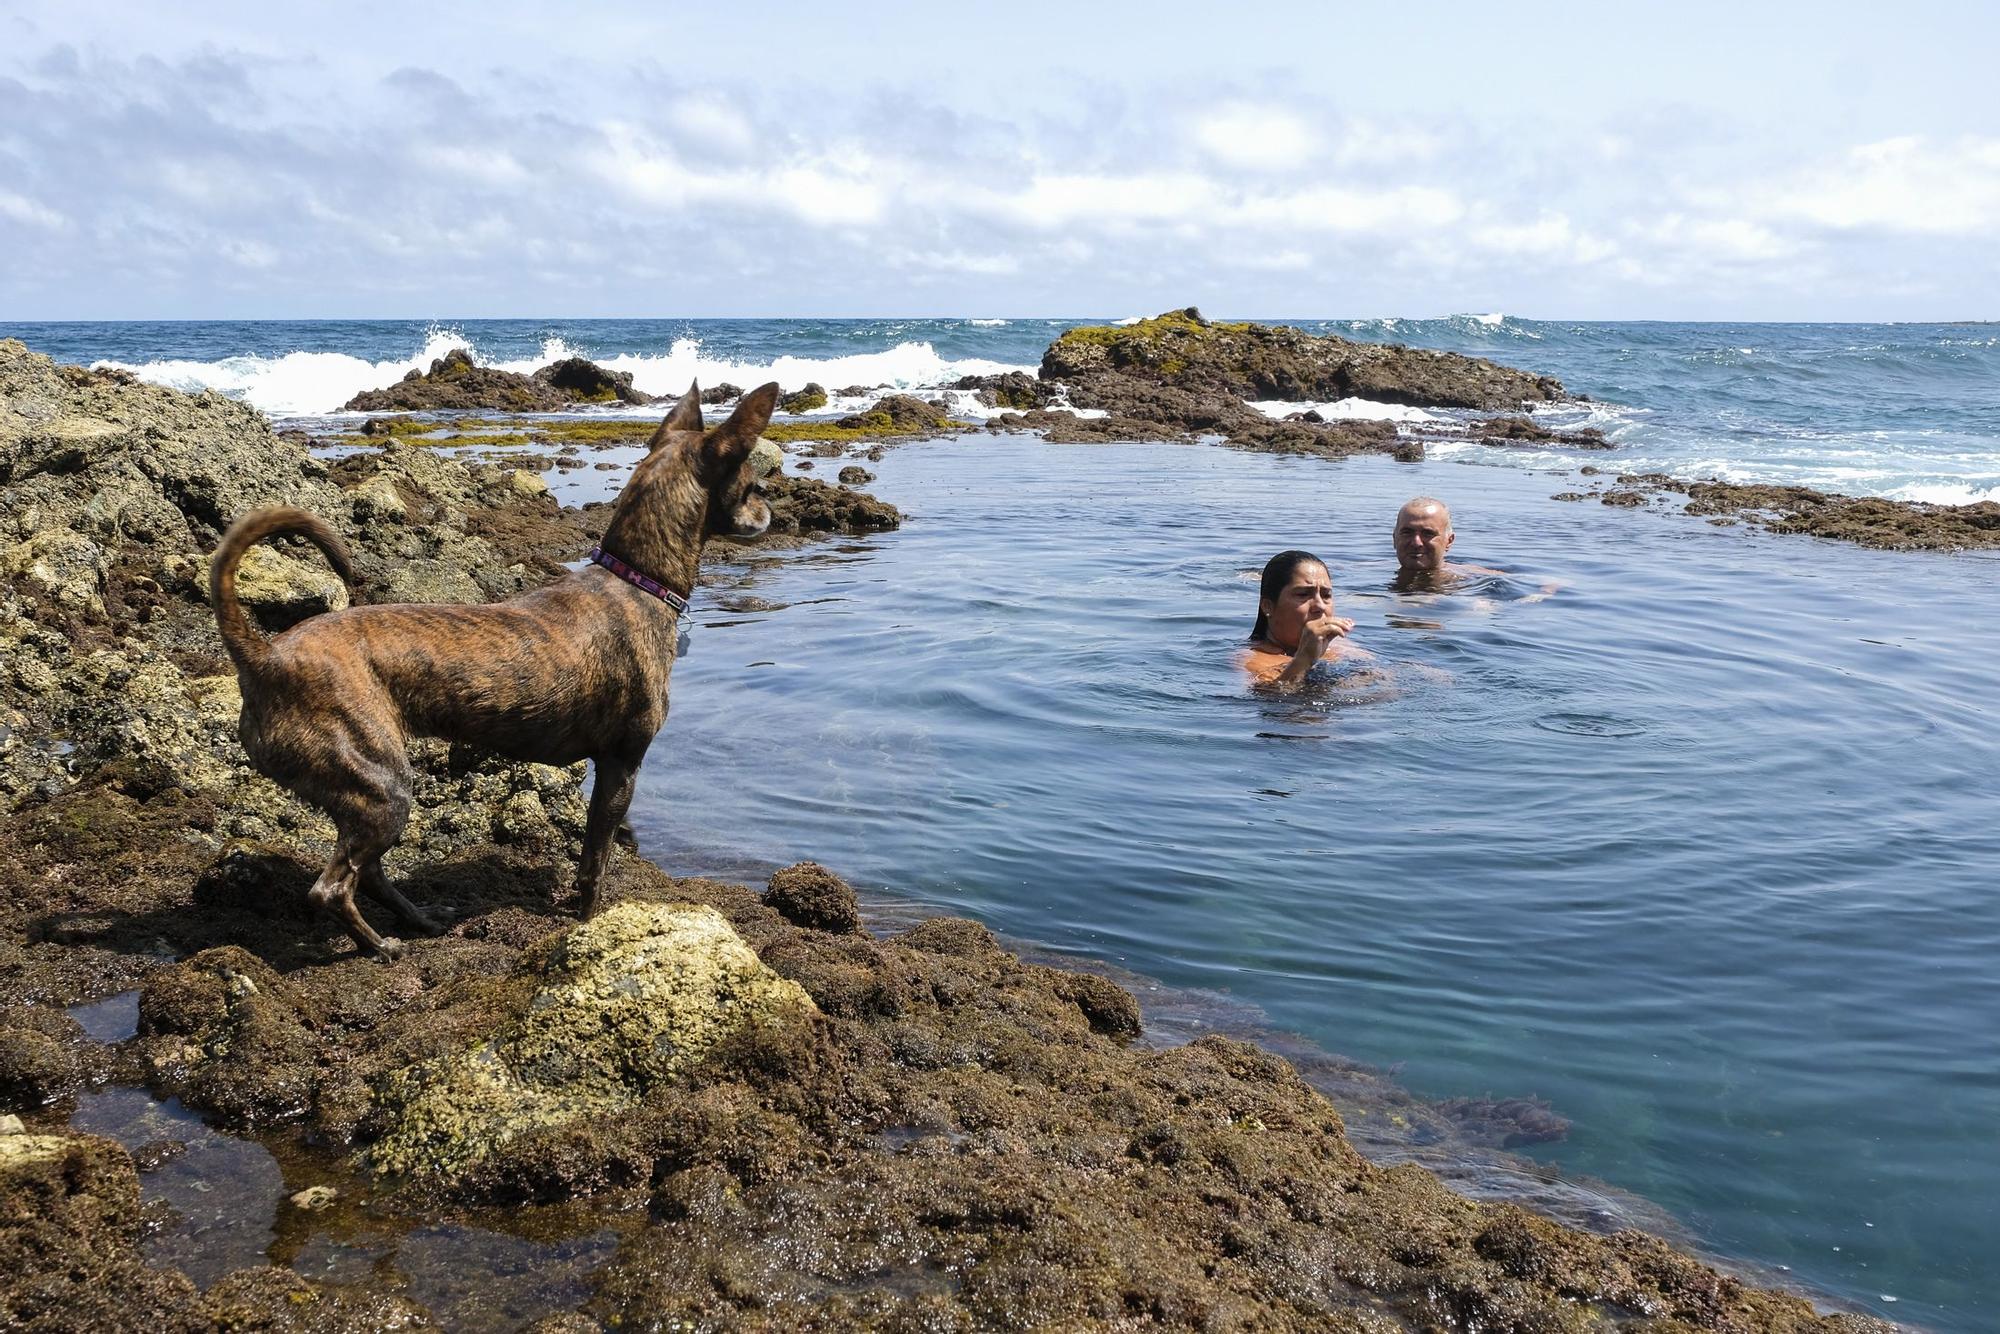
[{"left": 2, "top": 0, "right": 1996, "bottom": 321}]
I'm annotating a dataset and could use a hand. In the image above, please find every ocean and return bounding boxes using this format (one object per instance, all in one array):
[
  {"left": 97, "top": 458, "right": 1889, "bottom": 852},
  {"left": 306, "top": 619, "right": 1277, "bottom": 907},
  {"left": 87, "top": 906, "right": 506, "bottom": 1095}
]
[
  {"left": 8, "top": 316, "right": 1999, "bottom": 1328},
  {"left": 8, "top": 315, "right": 1998, "bottom": 505}
]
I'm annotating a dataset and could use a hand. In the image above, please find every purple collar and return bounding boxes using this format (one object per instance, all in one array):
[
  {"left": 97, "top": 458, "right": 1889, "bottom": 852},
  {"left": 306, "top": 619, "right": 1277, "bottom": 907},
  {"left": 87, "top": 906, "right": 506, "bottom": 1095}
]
[{"left": 589, "top": 547, "right": 689, "bottom": 616}]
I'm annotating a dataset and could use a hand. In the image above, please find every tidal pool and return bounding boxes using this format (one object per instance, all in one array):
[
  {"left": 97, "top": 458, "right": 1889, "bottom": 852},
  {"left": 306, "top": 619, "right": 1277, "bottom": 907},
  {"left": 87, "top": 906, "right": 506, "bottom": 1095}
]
[{"left": 635, "top": 433, "right": 2000, "bottom": 1329}]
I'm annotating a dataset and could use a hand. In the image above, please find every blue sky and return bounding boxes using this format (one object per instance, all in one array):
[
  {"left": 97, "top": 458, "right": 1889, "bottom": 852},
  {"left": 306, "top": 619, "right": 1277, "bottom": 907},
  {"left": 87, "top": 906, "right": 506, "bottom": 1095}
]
[{"left": 3, "top": 0, "right": 1995, "bottom": 320}]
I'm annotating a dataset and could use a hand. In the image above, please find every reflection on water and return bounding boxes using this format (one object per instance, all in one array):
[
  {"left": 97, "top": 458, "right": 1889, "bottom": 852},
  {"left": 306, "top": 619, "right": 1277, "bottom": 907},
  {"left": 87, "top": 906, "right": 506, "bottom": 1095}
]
[{"left": 640, "top": 434, "right": 2000, "bottom": 1329}]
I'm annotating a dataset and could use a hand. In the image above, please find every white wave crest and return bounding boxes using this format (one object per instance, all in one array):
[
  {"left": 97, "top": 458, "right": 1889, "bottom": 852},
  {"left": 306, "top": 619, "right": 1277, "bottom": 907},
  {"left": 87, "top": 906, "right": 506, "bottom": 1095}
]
[
  {"left": 1245, "top": 397, "right": 1443, "bottom": 424},
  {"left": 968, "top": 318, "right": 1010, "bottom": 327},
  {"left": 99, "top": 328, "right": 1034, "bottom": 418},
  {"left": 97, "top": 327, "right": 477, "bottom": 417}
]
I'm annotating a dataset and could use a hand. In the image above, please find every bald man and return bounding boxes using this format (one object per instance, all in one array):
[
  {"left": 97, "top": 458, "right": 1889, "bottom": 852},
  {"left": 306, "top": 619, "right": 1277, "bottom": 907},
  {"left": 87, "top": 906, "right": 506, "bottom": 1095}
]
[{"left": 1392, "top": 496, "right": 1503, "bottom": 586}]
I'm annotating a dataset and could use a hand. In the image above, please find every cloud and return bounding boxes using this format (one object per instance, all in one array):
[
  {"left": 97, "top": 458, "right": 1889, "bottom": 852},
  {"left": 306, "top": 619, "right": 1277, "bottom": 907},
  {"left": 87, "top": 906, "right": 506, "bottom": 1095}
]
[
  {"left": 0, "top": 189, "right": 64, "bottom": 229},
  {"left": 1193, "top": 103, "right": 1318, "bottom": 172},
  {"left": 0, "top": 36, "right": 1989, "bottom": 318},
  {"left": 1753, "top": 135, "right": 2000, "bottom": 235}
]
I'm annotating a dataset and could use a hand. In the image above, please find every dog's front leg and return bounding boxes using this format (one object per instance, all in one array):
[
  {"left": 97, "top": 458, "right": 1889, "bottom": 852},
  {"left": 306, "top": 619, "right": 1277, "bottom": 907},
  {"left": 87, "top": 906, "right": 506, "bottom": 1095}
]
[{"left": 576, "top": 755, "right": 640, "bottom": 919}]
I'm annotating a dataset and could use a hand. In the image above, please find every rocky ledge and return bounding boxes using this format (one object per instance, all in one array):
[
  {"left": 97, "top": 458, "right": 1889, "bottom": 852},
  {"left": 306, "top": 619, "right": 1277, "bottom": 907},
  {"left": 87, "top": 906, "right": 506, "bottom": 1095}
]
[
  {"left": 341, "top": 347, "right": 656, "bottom": 412},
  {"left": 1559, "top": 470, "right": 2000, "bottom": 550},
  {"left": 0, "top": 338, "right": 1894, "bottom": 1328},
  {"left": 971, "top": 308, "right": 1566, "bottom": 462}
]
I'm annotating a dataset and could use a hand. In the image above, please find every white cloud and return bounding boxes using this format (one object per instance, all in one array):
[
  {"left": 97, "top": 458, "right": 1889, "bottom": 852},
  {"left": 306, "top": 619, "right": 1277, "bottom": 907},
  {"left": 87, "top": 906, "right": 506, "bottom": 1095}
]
[
  {"left": 1193, "top": 103, "right": 1318, "bottom": 172},
  {"left": 1469, "top": 212, "right": 1618, "bottom": 265},
  {"left": 1756, "top": 135, "right": 2000, "bottom": 235},
  {"left": 1328, "top": 120, "right": 1443, "bottom": 167},
  {"left": 962, "top": 172, "right": 1220, "bottom": 228},
  {"left": 666, "top": 95, "right": 755, "bottom": 157},
  {"left": 417, "top": 145, "right": 530, "bottom": 187},
  {"left": 220, "top": 238, "right": 278, "bottom": 269},
  {"left": 1229, "top": 184, "right": 1464, "bottom": 234},
  {"left": 586, "top": 122, "right": 884, "bottom": 226},
  {"left": 1638, "top": 214, "right": 1793, "bottom": 262},
  {"left": 0, "top": 188, "right": 64, "bottom": 229}
]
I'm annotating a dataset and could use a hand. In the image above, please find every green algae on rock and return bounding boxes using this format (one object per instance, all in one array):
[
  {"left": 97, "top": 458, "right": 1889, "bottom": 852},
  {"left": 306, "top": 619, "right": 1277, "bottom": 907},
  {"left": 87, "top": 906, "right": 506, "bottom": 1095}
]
[
  {"left": 364, "top": 902, "right": 819, "bottom": 1181},
  {"left": 777, "top": 382, "right": 829, "bottom": 413},
  {"left": 1042, "top": 307, "right": 1566, "bottom": 411}
]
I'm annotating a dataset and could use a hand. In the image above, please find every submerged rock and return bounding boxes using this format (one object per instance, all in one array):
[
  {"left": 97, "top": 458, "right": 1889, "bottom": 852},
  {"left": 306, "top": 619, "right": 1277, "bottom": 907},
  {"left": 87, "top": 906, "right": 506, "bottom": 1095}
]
[{"left": 364, "top": 901, "right": 819, "bottom": 1181}]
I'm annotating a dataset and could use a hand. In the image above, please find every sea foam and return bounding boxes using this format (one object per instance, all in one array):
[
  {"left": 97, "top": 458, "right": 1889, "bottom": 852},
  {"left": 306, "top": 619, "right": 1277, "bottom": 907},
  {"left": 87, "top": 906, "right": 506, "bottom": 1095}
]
[{"left": 101, "top": 328, "right": 1034, "bottom": 419}]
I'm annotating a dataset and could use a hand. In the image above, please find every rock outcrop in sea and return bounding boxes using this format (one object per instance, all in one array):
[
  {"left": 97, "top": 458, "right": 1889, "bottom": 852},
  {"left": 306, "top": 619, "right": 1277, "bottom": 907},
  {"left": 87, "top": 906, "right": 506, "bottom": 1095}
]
[
  {"left": 340, "top": 347, "right": 654, "bottom": 411},
  {"left": 981, "top": 308, "right": 1566, "bottom": 462}
]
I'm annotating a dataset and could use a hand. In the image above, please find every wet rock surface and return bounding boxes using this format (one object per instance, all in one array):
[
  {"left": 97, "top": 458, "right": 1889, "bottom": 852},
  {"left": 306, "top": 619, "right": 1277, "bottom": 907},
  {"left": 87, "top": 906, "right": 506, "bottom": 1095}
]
[
  {"left": 1592, "top": 472, "right": 2000, "bottom": 549},
  {"left": 1474, "top": 414, "right": 1612, "bottom": 449}
]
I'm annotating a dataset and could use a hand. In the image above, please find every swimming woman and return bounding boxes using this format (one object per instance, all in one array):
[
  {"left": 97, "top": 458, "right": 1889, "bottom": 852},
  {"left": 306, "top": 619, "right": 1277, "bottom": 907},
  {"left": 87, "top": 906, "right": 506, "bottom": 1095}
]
[{"left": 1239, "top": 549, "right": 1370, "bottom": 687}]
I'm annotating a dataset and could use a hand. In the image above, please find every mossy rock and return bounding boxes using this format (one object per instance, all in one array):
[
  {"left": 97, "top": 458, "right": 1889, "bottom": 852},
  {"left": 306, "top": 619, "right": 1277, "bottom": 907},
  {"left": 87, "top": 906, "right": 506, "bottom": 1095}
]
[
  {"left": 364, "top": 902, "right": 819, "bottom": 1181},
  {"left": 778, "top": 383, "right": 829, "bottom": 413}
]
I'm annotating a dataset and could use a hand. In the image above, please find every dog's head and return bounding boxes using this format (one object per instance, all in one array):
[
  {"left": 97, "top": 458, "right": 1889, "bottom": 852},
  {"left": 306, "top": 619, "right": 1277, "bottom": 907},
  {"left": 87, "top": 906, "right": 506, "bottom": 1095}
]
[{"left": 602, "top": 382, "right": 781, "bottom": 557}]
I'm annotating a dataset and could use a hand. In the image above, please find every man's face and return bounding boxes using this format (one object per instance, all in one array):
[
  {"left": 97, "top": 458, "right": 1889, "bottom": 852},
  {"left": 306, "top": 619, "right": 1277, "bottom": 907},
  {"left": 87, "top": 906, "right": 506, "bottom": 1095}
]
[
  {"left": 1394, "top": 504, "right": 1455, "bottom": 572},
  {"left": 1262, "top": 562, "right": 1333, "bottom": 649}
]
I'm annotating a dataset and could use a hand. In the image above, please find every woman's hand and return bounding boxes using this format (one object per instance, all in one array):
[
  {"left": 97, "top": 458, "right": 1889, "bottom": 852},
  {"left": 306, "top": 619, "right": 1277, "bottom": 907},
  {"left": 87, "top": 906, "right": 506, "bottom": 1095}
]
[{"left": 1278, "top": 614, "right": 1354, "bottom": 683}]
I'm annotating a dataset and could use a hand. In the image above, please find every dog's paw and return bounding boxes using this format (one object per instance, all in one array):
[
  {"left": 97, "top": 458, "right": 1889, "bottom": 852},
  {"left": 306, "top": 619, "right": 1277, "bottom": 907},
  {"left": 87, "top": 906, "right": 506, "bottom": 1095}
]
[{"left": 373, "top": 936, "right": 406, "bottom": 962}]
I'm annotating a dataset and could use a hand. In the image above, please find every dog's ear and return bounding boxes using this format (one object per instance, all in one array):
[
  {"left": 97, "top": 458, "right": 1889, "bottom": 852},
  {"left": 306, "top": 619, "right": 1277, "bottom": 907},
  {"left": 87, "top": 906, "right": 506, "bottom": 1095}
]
[
  {"left": 701, "top": 382, "right": 779, "bottom": 473},
  {"left": 646, "top": 383, "right": 704, "bottom": 451}
]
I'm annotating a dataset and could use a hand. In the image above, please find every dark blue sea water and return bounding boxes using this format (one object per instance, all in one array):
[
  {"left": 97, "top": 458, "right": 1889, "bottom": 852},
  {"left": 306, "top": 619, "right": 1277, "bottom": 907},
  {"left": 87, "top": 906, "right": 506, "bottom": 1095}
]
[{"left": 8, "top": 317, "right": 1999, "bottom": 1326}]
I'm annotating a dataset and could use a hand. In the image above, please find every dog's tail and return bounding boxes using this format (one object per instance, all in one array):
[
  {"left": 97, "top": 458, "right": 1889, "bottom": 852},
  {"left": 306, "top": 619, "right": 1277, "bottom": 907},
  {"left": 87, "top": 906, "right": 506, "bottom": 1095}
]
[{"left": 209, "top": 507, "right": 358, "bottom": 671}]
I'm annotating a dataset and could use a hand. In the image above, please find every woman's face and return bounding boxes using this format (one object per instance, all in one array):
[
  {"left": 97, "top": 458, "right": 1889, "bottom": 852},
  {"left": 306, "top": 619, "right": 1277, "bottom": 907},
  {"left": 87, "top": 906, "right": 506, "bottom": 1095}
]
[{"left": 1261, "top": 561, "right": 1333, "bottom": 650}]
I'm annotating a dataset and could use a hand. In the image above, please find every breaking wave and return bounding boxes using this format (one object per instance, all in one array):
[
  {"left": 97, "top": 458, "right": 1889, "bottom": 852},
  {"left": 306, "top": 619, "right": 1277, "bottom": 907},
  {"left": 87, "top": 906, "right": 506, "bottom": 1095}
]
[{"left": 100, "top": 326, "right": 1034, "bottom": 418}]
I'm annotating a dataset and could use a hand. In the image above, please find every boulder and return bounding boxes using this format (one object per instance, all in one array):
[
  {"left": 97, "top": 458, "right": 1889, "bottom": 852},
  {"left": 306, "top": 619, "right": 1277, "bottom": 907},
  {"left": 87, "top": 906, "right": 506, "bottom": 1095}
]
[
  {"left": 951, "top": 371, "right": 1044, "bottom": 410},
  {"left": 762, "top": 861, "right": 861, "bottom": 934},
  {"left": 834, "top": 394, "right": 950, "bottom": 433},
  {"left": 530, "top": 357, "right": 653, "bottom": 405},
  {"left": 779, "top": 383, "right": 829, "bottom": 414},
  {"left": 232, "top": 544, "right": 350, "bottom": 622},
  {"left": 363, "top": 902, "right": 820, "bottom": 1181},
  {"left": 747, "top": 437, "right": 784, "bottom": 478},
  {"left": 699, "top": 383, "right": 743, "bottom": 405}
]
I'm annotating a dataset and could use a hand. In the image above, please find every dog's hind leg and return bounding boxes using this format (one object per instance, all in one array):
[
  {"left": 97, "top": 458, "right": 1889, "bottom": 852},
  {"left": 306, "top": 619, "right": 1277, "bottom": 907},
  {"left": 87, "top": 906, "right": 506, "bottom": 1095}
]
[
  {"left": 307, "top": 846, "right": 402, "bottom": 960},
  {"left": 310, "top": 746, "right": 417, "bottom": 960},
  {"left": 360, "top": 859, "right": 447, "bottom": 934},
  {"left": 576, "top": 755, "right": 639, "bottom": 920}
]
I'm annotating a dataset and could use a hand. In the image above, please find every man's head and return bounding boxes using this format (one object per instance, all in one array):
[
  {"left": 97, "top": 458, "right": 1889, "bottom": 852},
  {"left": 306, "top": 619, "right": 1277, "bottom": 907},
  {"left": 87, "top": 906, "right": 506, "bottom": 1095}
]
[{"left": 1393, "top": 497, "right": 1455, "bottom": 574}]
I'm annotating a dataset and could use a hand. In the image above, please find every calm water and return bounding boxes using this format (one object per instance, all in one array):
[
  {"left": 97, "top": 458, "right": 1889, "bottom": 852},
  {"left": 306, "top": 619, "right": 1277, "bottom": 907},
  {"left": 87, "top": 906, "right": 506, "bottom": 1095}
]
[{"left": 638, "top": 436, "right": 1999, "bottom": 1329}]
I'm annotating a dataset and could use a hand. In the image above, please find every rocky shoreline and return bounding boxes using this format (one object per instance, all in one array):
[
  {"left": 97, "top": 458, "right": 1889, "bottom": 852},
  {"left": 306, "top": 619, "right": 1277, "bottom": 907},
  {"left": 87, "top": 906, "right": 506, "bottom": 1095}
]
[{"left": 0, "top": 337, "right": 1903, "bottom": 1329}]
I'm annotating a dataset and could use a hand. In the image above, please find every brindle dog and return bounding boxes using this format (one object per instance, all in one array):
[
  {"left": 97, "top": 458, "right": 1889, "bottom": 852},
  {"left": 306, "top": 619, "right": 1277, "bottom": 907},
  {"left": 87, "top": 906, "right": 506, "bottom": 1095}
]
[{"left": 208, "top": 383, "right": 779, "bottom": 958}]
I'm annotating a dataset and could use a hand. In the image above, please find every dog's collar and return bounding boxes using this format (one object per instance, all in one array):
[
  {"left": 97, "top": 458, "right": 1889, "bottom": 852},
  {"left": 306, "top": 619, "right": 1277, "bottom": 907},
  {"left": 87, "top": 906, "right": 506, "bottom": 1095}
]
[{"left": 589, "top": 547, "right": 689, "bottom": 616}]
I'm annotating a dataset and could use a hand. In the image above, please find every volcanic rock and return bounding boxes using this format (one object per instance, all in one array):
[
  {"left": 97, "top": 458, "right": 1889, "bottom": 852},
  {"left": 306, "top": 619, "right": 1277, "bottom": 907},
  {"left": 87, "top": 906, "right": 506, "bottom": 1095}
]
[
  {"left": 531, "top": 356, "right": 653, "bottom": 405},
  {"left": 1042, "top": 308, "right": 1564, "bottom": 411},
  {"left": 779, "top": 383, "right": 829, "bottom": 413}
]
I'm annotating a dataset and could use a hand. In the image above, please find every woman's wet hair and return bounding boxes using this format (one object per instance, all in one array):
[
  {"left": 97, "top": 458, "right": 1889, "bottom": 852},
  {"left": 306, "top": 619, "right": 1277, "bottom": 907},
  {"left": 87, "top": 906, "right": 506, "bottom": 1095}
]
[{"left": 1252, "top": 550, "right": 1326, "bottom": 642}]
